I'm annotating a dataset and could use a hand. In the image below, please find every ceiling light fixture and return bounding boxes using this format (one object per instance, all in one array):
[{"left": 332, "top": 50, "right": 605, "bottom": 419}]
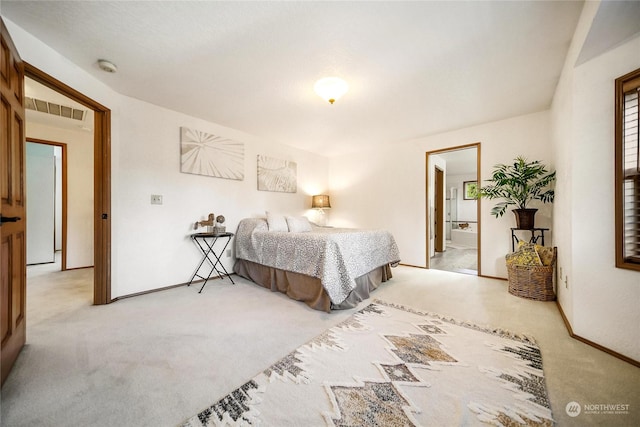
[
  {"left": 97, "top": 59, "right": 117, "bottom": 73},
  {"left": 314, "top": 77, "right": 348, "bottom": 104}
]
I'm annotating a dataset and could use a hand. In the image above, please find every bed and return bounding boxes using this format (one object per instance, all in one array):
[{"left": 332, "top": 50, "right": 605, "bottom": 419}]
[{"left": 233, "top": 216, "right": 400, "bottom": 312}]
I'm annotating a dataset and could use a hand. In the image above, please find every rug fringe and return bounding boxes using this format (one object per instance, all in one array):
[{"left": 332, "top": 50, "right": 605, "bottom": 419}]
[{"left": 372, "top": 299, "right": 538, "bottom": 345}]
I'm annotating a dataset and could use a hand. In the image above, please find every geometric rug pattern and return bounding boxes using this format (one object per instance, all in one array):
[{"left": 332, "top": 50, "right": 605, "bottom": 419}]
[{"left": 182, "top": 300, "right": 553, "bottom": 426}]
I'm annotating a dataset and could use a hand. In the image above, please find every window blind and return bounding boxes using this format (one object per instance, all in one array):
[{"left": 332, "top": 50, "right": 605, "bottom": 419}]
[{"left": 622, "top": 86, "right": 639, "bottom": 264}]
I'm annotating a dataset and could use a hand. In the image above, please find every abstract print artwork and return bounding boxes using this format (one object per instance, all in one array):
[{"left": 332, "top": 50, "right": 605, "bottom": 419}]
[
  {"left": 257, "top": 155, "right": 297, "bottom": 193},
  {"left": 180, "top": 127, "right": 244, "bottom": 180}
]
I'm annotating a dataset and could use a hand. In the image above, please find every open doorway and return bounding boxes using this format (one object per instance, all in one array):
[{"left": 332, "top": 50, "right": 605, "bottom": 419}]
[
  {"left": 426, "top": 143, "right": 481, "bottom": 275},
  {"left": 24, "top": 77, "right": 96, "bottom": 321},
  {"left": 24, "top": 64, "right": 111, "bottom": 305},
  {"left": 25, "top": 76, "right": 95, "bottom": 272}
]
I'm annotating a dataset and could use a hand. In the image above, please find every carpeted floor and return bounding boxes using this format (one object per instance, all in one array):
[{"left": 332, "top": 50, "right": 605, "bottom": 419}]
[{"left": 1, "top": 263, "right": 638, "bottom": 426}]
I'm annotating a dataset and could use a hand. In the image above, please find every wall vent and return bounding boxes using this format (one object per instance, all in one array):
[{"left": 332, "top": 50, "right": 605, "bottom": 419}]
[{"left": 25, "top": 96, "right": 86, "bottom": 121}]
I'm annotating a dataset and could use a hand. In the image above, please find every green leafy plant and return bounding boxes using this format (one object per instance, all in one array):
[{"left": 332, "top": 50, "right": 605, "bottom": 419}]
[{"left": 479, "top": 156, "right": 556, "bottom": 218}]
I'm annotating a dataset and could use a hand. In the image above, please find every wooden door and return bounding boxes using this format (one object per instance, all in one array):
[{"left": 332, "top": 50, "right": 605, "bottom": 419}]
[
  {"left": 434, "top": 167, "right": 444, "bottom": 252},
  {"left": 1, "top": 18, "right": 26, "bottom": 386}
]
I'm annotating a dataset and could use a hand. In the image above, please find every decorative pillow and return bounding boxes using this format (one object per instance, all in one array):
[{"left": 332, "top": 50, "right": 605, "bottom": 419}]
[
  {"left": 514, "top": 241, "right": 555, "bottom": 266},
  {"left": 240, "top": 217, "right": 268, "bottom": 233},
  {"left": 535, "top": 245, "right": 555, "bottom": 266},
  {"left": 265, "top": 211, "right": 288, "bottom": 232},
  {"left": 286, "top": 216, "right": 312, "bottom": 233},
  {"left": 506, "top": 242, "right": 542, "bottom": 266}
]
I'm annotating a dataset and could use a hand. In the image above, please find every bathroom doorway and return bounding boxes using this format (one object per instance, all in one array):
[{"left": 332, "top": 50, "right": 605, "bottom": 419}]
[{"left": 426, "top": 143, "right": 480, "bottom": 275}]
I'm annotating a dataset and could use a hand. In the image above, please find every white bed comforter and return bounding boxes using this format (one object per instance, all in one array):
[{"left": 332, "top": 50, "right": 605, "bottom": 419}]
[{"left": 235, "top": 218, "right": 400, "bottom": 304}]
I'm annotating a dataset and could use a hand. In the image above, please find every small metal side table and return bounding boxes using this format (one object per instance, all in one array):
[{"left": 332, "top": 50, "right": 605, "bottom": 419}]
[
  {"left": 187, "top": 232, "right": 235, "bottom": 293},
  {"left": 511, "top": 228, "right": 549, "bottom": 252}
]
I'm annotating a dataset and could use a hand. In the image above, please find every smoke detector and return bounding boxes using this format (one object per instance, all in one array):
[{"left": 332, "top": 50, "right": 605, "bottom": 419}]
[{"left": 97, "top": 59, "right": 117, "bottom": 73}]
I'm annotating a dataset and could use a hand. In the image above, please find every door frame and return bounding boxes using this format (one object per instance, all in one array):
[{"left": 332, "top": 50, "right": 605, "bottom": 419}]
[
  {"left": 425, "top": 142, "right": 481, "bottom": 274},
  {"left": 24, "top": 64, "right": 111, "bottom": 305}
]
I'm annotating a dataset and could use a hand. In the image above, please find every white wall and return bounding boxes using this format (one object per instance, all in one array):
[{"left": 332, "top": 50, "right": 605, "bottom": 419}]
[
  {"left": 330, "top": 111, "right": 552, "bottom": 276},
  {"left": 327, "top": 143, "right": 427, "bottom": 267},
  {"left": 26, "top": 122, "right": 94, "bottom": 269},
  {"left": 5, "top": 18, "right": 330, "bottom": 298},
  {"left": 114, "top": 96, "right": 329, "bottom": 297},
  {"left": 551, "top": 2, "right": 640, "bottom": 360},
  {"left": 447, "top": 173, "right": 477, "bottom": 224}
]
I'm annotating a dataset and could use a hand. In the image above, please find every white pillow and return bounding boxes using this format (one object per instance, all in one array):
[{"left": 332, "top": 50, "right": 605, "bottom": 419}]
[
  {"left": 266, "top": 211, "right": 288, "bottom": 232},
  {"left": 286, "top": 216, "right": 312, "bottom": 233}
]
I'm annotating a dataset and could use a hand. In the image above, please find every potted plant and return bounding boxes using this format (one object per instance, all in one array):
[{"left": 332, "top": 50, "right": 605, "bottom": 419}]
[{"left": 479, "top": 156, "right": 556, "bottom": 229}]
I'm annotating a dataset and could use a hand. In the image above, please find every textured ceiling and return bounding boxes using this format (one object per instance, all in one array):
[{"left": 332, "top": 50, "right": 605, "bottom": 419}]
[{"left": 2, "top": 1, "right": 584, "bottom": 157}]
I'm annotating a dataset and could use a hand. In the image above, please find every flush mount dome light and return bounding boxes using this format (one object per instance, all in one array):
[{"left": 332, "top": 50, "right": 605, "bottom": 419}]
[
  {"left": 97, "top": 59, "right": 117, "bottom": 73},
  {"left": 314, "top": 77, "right": 348, "bottom": 104}
]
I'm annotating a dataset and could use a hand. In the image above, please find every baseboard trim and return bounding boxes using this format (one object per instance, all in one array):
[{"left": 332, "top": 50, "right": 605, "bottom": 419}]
[
  {"left": 27, "top": 261, "right": 57, "bottom": 266},
  {"left": 555, "top": 300, "right": 639, "bottom": 368},
  {"left": 27, "top": 263, "right": 93, "bottom": 271},
  {"left": 64, "top": 265, "right": 94, "bottom": 271},
  {"left": 399, "top": 263, "right": 427, "bottom": 269},
  {"left": 479, "top": 274, "right": 507, "bottom": 281},
  {"left": 110, "top": 275, "right": 234, "bottom": 303}
]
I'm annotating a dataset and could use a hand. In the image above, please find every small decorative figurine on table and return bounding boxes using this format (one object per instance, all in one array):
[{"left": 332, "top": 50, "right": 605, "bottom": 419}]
[
  {"left": 194, "top": 213, "right": 216, "bottom": 233},
  {"left": 194, "top": 213, "right": 227, "bottom": 234},
  {"left": 214, "top": 215, "right": 226, "bottom": 234}
]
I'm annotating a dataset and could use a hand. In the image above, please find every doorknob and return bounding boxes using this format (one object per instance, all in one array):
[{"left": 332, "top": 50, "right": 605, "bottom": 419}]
[{"left": 0, "top": 216, "right": 21, "bottom": 226}]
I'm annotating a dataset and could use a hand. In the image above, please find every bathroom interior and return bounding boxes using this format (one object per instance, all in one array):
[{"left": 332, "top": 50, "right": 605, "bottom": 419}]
[{"left": 430, "top": 147, "right": 478, "bottom": 275}]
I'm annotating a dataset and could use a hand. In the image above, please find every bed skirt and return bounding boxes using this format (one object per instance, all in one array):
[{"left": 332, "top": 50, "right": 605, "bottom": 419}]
[{"left": 233, "top": 259, "right": 393, "bottom": 312}]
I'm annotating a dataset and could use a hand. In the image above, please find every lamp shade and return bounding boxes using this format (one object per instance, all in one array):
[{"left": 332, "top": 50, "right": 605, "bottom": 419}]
[
  {"left": 312, "top": 194, "right": 331, "bottom": 209},
  {"left": 314, "top": 77, "right": 348, "bottom": 104}
]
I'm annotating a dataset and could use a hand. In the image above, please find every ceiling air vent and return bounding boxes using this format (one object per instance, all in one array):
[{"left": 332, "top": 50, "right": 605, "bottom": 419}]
[{"left": 25, "top": 96, "right": 87, "bottom": 121}]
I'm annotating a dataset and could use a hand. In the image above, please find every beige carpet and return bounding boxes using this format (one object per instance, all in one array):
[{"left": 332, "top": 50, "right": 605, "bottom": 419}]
[{"left": 183, "top": 300, "right": 553, "bottom": 426}]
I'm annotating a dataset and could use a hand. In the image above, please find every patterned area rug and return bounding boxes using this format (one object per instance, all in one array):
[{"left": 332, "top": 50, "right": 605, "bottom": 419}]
[{"left": 182, "top": 300, "right": 553, "bottom": 426}]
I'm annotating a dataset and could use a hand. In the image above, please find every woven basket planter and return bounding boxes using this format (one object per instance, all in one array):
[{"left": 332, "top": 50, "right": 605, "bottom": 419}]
[{"left": 507, "top": 247, "right": 557, "bottom": 301}]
